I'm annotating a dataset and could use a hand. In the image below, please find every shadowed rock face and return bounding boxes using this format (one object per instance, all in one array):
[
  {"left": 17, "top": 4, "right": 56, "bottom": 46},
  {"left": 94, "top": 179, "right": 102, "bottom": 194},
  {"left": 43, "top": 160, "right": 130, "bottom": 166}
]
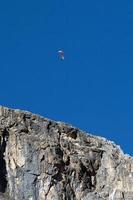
[{"left": 0, "top": 107, "right": 132, "bottom": 200}]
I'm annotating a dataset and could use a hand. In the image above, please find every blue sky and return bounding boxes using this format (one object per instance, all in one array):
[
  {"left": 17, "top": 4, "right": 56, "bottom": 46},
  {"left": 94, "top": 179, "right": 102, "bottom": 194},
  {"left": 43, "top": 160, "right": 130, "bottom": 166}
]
[{"left": 0, "top": 0, "right": 133, "bottom": 155}]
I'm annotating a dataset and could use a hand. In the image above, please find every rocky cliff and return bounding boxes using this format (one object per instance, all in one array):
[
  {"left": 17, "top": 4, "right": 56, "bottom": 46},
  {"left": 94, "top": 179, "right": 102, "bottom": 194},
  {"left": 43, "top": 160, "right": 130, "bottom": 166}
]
[{"left": 0, "top": 106, "right": 132, "bottom": 200}]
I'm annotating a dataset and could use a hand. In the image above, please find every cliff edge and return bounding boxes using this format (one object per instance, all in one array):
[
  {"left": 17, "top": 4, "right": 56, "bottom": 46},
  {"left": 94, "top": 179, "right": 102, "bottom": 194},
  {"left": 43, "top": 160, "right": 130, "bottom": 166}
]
[{"left": 0, "top": 106, "right": 132, "bottom": 200}]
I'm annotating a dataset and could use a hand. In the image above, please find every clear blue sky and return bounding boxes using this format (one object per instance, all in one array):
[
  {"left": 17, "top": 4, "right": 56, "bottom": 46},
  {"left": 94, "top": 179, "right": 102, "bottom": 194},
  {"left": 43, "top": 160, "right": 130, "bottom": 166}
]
[{"left": 0, "top": 1, "right": 133, "bottom": 155}]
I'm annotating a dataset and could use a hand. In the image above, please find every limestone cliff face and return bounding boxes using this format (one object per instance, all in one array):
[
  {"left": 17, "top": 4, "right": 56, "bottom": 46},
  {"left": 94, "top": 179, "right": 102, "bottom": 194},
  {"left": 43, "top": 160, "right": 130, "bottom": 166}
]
[{"left": 0, "top": 107, "right": 132, "bottom": 200}]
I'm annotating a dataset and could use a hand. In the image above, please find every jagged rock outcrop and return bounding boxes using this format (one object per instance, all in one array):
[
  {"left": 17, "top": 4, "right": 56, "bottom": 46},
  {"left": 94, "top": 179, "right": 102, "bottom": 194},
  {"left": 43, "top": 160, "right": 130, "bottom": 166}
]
[{"left": 0, "top": 106, "right": 132, "bottom": 200}]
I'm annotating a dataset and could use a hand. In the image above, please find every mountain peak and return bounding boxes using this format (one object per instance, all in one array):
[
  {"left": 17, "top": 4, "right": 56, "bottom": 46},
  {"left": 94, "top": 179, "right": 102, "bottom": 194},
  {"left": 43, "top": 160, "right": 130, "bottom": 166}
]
[{"left": 0, "top": 106, "right": 132, "bottom": 200}]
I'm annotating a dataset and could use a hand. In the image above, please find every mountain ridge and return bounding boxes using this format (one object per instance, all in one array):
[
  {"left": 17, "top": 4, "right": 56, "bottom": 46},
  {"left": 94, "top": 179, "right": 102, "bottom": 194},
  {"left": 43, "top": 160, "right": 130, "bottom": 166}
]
[{"left": 0, "top": 106, "right": 132, "bottom": 200}]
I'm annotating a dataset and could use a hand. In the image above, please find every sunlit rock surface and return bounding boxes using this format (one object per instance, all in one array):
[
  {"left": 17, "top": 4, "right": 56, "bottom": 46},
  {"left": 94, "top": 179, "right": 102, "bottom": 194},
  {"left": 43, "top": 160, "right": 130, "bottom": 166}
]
[{"left": 0, "top": 106, "right": 132, "bottom": 200}]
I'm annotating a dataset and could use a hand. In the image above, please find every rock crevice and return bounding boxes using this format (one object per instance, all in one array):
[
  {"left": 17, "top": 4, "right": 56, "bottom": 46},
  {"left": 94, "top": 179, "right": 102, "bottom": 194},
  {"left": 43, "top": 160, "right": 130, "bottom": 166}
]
[{"left": 0, "top": 128, "right": 9, "bottom": 194}]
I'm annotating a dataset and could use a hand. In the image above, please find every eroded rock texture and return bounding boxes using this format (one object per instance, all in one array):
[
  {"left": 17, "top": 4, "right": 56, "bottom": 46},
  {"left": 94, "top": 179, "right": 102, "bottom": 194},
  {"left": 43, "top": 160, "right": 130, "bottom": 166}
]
[{"left": 0, "top": 106, "right": 132, "bottom": 200}]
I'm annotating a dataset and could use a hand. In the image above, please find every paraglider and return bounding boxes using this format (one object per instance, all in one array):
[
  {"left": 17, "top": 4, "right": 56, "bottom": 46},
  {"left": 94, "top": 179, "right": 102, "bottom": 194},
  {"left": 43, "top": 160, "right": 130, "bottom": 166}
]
[{"left": 58, "top": 50, "right": 64, "bottom": 60}]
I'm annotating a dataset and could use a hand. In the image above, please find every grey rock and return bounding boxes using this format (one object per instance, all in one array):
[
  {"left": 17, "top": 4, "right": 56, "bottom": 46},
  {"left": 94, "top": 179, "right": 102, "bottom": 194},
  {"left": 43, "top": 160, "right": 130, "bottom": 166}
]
[{"left": 0, "top": 106, "right": 132, "bottom": 200}]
